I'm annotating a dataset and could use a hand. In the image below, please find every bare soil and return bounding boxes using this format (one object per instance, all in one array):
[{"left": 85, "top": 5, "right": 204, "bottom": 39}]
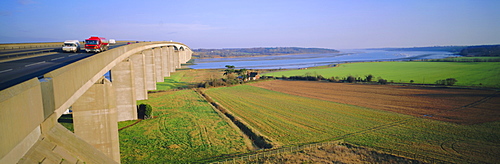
[{"left": 250, "top": 80, "right": 500, "bottom": 125}]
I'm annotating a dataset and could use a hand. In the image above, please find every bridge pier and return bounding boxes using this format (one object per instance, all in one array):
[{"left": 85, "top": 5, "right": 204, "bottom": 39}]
[
  {"left": 72, "top": 77, "right": 120, "bottom": 163},
  {"left": 161, "top": 47, "right": 170, "bottom": 77},
  {"left": 153, "top": 48, "right": 164, "bottom": 82},
  {"left": 143, "top": 50, "right": 157, "bottom": 90},
  {"left": 174, "top": 49, "right": 181, "bottom": 69},
  {"left": 167, "top": 46, "right": 176, "bottom": 74},
  {"left": 130, "top": 53, "right": 147, "bottom": 100},
  {"left": 111, "top": 58, "right": 137, "bottom": 121}
]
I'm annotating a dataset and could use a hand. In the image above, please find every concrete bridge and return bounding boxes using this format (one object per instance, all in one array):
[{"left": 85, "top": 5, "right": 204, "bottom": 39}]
[{"left": 0, "top": 41, "right": 192, "bottom": 163}]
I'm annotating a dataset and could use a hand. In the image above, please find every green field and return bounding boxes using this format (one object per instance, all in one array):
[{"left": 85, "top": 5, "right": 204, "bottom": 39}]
[
  {"left": 263, "top": 62, "right": 500, "bottom": 88},
  {"left": 204, "top": 85, "right": 500, "bottom": 163},
  {"left": 119, "top": 90, "right": 249, "bottom": 163},
  {"left": 155, "top": 69, "right": 223, "bottom": 90}
]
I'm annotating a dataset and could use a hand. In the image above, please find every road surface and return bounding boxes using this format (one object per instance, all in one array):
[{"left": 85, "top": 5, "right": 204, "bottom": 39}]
[{"left": 0, "top": 43, "right": 128, "bottom": 91}]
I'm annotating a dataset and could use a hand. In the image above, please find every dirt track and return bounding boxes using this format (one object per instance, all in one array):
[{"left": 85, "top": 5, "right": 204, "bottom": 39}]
[{"left": 250, "top": 80, "right": 500, "bottom": 125}]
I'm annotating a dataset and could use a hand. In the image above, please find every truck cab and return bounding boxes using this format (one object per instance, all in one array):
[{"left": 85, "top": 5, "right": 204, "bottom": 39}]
[
  {"left": 84, "top": 36, "right": 109, "bottom": 53},
  {"left": 62, "top": 40, "right": 80, "bottom": 53}
]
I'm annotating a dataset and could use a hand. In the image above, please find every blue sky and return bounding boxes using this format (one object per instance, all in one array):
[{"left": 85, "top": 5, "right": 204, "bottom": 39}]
[{"left": 0, "top": 0, "right": 499, "bottom": 49}]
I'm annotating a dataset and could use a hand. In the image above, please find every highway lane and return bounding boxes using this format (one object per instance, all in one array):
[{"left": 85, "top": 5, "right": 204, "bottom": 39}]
[
  {"left": 0, "top": 47, "right": 59, "bottom": 55},
  {"left": 0, "top": 43, "right": 128, "bottom": 91}
]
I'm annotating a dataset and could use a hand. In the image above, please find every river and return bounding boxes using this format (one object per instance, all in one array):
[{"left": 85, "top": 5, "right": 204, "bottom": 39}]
[{"left": 189, "top": 49, "right": 458, "bottom": 69}]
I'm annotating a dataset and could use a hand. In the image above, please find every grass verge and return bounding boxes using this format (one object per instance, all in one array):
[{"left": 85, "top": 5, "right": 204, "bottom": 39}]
[{"left": 119, "top": 90, "right": 249, "bottom": 163}]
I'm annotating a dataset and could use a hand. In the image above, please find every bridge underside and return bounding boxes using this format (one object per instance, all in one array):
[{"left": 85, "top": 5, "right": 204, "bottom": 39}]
[
  {"left": 18, "top": 117, "right": 116, "bottom": 164},
  {"left": 0, "top": 42, "right": 192, "bottom": 163}
]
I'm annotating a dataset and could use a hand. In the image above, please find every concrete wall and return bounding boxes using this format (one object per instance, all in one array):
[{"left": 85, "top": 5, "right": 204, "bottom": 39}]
[
  {"left": 0, "top": 41, "right": 192, "bottom": 163},
  {"left": 0, "top": 78, "right": 44, "bottom": 164}
]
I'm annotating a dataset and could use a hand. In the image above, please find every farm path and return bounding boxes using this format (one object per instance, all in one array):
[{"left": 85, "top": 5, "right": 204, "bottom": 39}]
[{"left": 250, "top": 80, "right": 500, "bottom": 124}]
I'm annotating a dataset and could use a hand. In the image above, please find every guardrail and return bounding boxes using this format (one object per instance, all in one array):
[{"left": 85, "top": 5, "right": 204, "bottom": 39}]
[
  {"left": 0, "top": 49, "right": 57, "bottom": 60},
  {"left": 0, "top": 44, "right": 60, "bottom": 50}
]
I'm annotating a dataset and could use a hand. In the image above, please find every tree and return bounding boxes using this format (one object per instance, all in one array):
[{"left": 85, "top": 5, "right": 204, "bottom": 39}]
[
  {"left": 365, "top": 74, "right": 374, "bottom": 82},
  {"left": 445, "top": 78, "right": 458, "bottom": 86},
  {"left": 435, "top": 78, "right": 457, "bottom": 86},
  {"left": 346, "top": 76, "right": 356, "bottom": 83},
  {"left": 378, "top": 79, "right": 388, "bottom": 84},
  {"left": 223, "top": 65, "right": 236, "bottom": 76},
  {"left": 236, "top": 68, "right": 248, "bottom": 80}
]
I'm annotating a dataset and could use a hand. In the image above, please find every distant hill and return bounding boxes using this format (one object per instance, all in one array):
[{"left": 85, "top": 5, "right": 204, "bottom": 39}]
[
  {"left": 459, "top": 45, "right": 500, "bottom": 57},
  {"left": 368, "top": 46, "right": 467, "bottom": 53},
  {"left": 369, "top": 45, "right": 500, "bottom": 57},
  {"left": 193, "top": 47, "right": 339, "bottom": 58}
]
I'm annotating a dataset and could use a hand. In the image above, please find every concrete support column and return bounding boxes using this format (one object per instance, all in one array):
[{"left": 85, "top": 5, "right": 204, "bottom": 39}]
[
  {"left": 174, "top": 50, "right": 181, "bottom": 68},
  {"left": 161, "top": 47, "right": 170, "bottom": 77},
  {"left": 143, "top": 50, "right": 156, "bottom": 90},
  {"left": 130, "top": 53, "right": 147, "bottom": 100},
  {"left": 72, "top": 77, "right": 120, "bottom": 163},
  {"left": 153, "top": 48, "right": 163, "bottom": 82},
  {"left": 111, "top": 58, "right": 137, "bottom": 121},
  {"left": 180, "top": 49, "right": 186, "bottom": 63},
  {"left": 167, "top": 46, "right": 176, "bottom": 73}
]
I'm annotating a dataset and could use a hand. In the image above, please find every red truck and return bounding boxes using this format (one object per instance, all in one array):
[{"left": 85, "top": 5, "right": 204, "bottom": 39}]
[{"left": 84, "top": 36, "right": 109, "bottom": 53}]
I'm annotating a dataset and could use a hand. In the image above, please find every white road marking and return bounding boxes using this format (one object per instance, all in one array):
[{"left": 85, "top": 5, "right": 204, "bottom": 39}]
[
  {"left": 25, "top": 61, "right": 46, "bottom": 67},
  {"left": 0, "top": 69, "right": 13, "bottom": 73},
  {"left": 68, "top": 54, "right": 79, "bottom": 57},
  {"left": 51, "top": 56, "right": 65, "bottom": 61}
]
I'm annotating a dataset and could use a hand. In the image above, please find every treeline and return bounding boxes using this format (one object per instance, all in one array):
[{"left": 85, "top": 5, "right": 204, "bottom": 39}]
[
  {"left": 459, "top": 45, "right": 500, "bottom": 57},
  {"left": 370, "top": 44, "right": 500, "bottom": 57},
  {"left": 373, "top": 46, "right": 467, "bottom": 53},
  {"left": 193, "top": 47, "right": 339, "bottom": 58},
  {"left": 272, "top": 74, "right": 458, "bottom": 86},
  {"left": 276, "top": 74, "right": 390, "bottom": 84},
  {"left": 422, "top": 57, "right": 500, "bottom": 62},
  {"left": 196, "top": 76, "right": 274, "bottom": 88}
]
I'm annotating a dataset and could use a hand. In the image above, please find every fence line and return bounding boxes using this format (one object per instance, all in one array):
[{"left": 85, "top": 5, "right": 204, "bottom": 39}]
[
  {"left": 210, "top": 140, "right": 473, "bottom": 164},
  {"left": 211, "top": 140, "right": 344, "bottom": 164}
]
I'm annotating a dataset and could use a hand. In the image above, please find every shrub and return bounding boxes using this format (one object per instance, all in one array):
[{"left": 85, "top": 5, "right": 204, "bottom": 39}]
[
  {"left": 328, "top": 77, "right": 338, "bottom": 82},
  {"left": 435, "top": 78, "right": 458, "bottom": 86},
  {"left": 365, "top": 74, "right": 374, "bottom": 82},
  {"left": 346, "top": 76, "right": 356, "bottom": 83},
  {"left": 137, "top": 103, "right": 153, "bottom": 119},
  {"left": 378, "top": 79, "right": 388, "bottom": 84}
]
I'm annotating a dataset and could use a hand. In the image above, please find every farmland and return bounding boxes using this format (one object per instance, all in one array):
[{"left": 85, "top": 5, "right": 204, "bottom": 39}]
[
  {"left": 263, "top": 61, "right": 500, "bottom": 88},
  {"left": 119, "top": 90, "right": 249, "bottom": 163},
  {"left": 155, "top": 69, "right": 223, "bottom": 90},
  {"left": 250, "top": 80, "right": 500, "bottom": 124},
  {"left": 204, "top": 83, "right": 500, "bottom": 163}
]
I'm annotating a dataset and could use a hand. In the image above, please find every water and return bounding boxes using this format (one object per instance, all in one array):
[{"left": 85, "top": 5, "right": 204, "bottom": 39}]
[{"left": 189, "top": 49, "right": 458, "bottom": 69}]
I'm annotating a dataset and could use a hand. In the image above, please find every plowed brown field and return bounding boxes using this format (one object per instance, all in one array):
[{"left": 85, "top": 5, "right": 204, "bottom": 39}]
[{"left": 250, "top": 80, "right": 500, "bottom": 125}]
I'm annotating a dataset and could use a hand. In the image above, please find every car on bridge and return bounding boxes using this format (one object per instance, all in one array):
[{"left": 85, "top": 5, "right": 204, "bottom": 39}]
[{"left": 62, "top": 40, "right": 81, "bottom": 53}]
